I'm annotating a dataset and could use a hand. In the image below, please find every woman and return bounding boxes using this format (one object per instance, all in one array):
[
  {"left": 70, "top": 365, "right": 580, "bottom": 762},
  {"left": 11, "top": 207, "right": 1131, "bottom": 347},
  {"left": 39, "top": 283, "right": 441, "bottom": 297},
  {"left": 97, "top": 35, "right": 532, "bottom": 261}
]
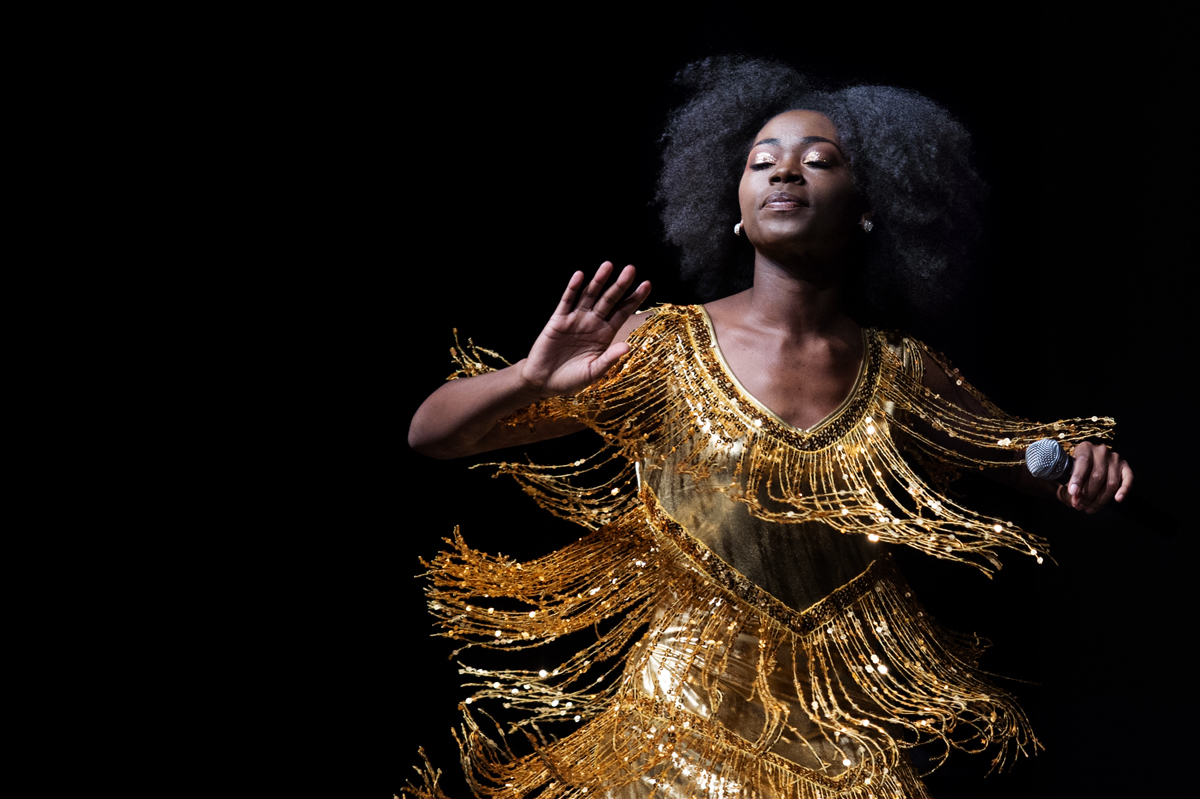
[{"left": 405, "top": 58, "right": 1132, "bottom": 799}]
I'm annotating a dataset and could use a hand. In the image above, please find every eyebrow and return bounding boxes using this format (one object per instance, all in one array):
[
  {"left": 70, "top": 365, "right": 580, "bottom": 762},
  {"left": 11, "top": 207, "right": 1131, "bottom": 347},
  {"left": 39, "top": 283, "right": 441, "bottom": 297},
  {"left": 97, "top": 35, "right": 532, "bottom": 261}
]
[{"left": 753, "top": 136, "right": 844, "bottom": 155}]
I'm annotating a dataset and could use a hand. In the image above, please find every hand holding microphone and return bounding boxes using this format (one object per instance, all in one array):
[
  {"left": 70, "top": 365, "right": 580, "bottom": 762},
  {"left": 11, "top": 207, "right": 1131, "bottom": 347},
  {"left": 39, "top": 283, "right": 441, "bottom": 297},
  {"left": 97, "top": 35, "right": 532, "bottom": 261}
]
[
  {"left": 1026, "top": 439, "right": 1176, "bottom": 533},
  {"left": 1025, "top": 438, "right": 1133, "bottom": 513}
]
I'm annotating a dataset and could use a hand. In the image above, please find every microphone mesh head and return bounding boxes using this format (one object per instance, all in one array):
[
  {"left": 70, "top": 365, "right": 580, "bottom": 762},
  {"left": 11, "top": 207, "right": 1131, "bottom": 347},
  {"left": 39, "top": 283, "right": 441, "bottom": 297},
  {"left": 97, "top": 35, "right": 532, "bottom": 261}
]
[{"left": 1026, "top": 438, "right": 1069, "bottom": 481}]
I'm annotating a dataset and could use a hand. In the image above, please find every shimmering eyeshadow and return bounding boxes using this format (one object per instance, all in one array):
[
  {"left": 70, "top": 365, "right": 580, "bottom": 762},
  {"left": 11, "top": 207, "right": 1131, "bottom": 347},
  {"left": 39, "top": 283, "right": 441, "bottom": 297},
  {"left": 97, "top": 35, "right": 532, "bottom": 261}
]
[{"left": 753, "top": 152, "right": 776, "bottom": 165}]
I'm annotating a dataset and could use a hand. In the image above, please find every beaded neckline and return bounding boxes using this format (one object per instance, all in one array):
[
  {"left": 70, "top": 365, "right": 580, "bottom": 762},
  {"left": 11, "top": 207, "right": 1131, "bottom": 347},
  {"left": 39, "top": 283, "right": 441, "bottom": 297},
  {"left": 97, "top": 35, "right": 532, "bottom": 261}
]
[{"left": 688, "top": 305, "right": 883, "bottom": 453}]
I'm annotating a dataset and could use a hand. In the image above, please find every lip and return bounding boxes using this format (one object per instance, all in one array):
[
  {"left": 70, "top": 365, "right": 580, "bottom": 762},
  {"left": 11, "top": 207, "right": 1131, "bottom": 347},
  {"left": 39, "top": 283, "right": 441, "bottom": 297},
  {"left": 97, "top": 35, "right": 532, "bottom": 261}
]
[{"left": 762, "top": 191, "right": 807, "bottom": 210}]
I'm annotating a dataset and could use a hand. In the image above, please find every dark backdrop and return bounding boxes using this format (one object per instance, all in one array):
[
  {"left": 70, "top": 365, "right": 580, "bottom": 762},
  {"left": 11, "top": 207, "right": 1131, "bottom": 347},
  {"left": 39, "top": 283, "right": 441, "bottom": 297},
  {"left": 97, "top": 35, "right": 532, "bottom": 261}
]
[{"left": 393, "top": 9, "right": 1190, "bottom": 797}]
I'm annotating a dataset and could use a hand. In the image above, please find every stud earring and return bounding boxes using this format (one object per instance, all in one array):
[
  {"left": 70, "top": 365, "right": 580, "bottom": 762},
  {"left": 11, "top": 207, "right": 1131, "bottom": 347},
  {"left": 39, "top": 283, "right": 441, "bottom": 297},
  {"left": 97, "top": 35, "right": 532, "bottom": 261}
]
[
  {"left": 860, "top": 219, "right": 874, "bottom": 233},
  {"left": 734, "top": 221, "right": 743, "bottom": 236}
]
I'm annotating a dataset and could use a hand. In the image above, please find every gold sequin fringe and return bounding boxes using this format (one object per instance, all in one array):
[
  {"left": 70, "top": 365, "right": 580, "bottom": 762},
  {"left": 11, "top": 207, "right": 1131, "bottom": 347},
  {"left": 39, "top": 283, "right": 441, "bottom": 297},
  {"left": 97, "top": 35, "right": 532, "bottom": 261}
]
[
  {"left": 490, "top": 306, "right": 1113, "bottom": 574},
  {"left": 416, "top": 485, "right": 1038, "bottom": 798},
  {"left": 399, "top": 748, "right": 452, "bottom": 799},
  {"left": 448, "top": 328, "right": 513, "bottom": 380}
]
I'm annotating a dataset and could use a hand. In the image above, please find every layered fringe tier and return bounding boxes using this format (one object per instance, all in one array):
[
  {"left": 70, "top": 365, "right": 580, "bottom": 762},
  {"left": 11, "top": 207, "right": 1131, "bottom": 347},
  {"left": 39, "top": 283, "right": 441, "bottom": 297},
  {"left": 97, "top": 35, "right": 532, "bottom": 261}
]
[{"left": 405, "top": 486, "right": 1040, "bottom": 799}]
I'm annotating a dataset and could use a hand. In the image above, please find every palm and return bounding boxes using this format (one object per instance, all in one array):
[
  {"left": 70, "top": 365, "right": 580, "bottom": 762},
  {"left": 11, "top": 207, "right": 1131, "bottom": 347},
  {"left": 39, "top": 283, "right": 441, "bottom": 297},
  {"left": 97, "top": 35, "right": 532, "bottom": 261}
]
[{"left": 523, "top": 262, "right": 651, "bottom": 397}]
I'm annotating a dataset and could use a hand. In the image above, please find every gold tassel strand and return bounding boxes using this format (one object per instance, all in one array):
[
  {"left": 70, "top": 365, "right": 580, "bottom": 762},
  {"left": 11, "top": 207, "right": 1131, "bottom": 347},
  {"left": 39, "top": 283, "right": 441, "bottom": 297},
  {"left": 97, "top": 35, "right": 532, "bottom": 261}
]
[{"left": 399, "top": 748, "right": 452, "bottom": 799}]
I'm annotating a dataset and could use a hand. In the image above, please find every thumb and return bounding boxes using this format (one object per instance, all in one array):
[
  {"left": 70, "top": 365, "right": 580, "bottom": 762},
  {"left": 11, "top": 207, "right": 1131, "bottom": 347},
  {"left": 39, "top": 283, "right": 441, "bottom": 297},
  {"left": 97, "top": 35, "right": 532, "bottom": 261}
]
[{"left": 592, "top": 340, "right": 631, "bottom": 377}]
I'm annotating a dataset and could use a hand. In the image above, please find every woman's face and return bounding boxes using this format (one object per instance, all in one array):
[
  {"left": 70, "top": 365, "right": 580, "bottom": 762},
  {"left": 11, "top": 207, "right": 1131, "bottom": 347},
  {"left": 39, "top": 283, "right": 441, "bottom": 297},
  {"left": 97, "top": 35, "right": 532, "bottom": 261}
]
[{"left": 737, "top": 110, "right": 866, "bottom": 264}]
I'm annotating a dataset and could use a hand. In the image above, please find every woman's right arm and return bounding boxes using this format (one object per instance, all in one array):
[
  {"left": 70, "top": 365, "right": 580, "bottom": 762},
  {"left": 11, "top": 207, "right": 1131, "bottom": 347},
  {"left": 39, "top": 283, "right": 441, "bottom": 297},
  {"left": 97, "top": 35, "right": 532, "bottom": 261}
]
[{"left": 408, "top": 262, "right": 651, "bottom": 459}]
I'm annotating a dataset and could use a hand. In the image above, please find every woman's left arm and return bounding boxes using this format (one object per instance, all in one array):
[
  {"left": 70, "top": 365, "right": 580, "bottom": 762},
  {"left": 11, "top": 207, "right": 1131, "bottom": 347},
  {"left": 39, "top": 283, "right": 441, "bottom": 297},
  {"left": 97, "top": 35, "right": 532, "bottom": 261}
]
[{"left": 910, "top": 343, "right": 1133, "bottom": 514}]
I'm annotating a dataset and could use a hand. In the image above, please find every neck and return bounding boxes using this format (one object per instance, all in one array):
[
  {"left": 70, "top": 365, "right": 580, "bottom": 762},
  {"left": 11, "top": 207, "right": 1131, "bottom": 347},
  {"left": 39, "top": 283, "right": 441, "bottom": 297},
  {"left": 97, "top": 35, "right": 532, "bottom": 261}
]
[{"left": 738, "top": 254, "right": 855, "bottom": 338}]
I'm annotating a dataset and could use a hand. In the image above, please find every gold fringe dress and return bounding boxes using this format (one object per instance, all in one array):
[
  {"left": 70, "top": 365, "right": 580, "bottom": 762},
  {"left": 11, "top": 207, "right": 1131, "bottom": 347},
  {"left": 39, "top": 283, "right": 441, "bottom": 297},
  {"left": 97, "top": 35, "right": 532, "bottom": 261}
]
[{"left": 410, "top": 304, "right": 1113, "bottom": 799}]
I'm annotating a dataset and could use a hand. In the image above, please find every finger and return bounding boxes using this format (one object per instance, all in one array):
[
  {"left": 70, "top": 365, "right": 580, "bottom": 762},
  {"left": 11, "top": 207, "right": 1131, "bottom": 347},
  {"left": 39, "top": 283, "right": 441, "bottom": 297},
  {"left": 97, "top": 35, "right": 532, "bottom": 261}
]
[
  {"left": 591, "top": 340, "right": 632, "bottom": 377},
  {"left": 612, "top": 280, "right": 652, "bottom": 320},
  {"left": 591, "top": 265, "right": 638, "bottom": 319},
  {"left": 1067, "top": 443, "right": 1092, "bottom": 507},
  {"left": 1082, "top": 443, "right": 1110, "bottom": 512},
  {"left": 1115, "top": 460, "right": 1134, "bottom": 502},
  {"left": 553, "top": 271, "right": 586, "bottom": 316},
  {"left": 1090, "top": 450, "right": 1123, "bottom": 512},
  {"left": 576, "top": 261, "right": 614, "bottom": 311}
]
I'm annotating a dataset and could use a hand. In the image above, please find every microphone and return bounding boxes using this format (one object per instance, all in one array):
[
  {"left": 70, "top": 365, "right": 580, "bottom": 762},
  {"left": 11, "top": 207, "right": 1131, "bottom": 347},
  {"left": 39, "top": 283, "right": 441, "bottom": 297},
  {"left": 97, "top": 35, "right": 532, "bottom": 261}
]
[
  {"left": 1025, "top": 438, "right": 1074, "bottom": 485},
  {"left": 1024, "top": 438, "right": 1178, "bottom": 534}
]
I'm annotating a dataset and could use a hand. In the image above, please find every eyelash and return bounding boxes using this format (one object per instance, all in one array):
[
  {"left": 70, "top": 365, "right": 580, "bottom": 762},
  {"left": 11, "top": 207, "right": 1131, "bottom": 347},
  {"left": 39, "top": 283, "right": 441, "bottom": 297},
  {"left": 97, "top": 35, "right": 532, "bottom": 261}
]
[{"left": 749, "top": 153, "right": 831, "bottom": 170}]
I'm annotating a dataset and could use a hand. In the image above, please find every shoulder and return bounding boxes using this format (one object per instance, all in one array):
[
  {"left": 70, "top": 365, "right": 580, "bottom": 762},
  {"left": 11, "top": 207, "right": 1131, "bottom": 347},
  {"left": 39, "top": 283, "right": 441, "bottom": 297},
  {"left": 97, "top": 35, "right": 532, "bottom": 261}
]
[
  {"left": 698, "top": 291, "right": 752, "bottom": 332},
  {"left": 873, "top": 329, "right": 926, "bottom": 373},
  {"left": 614, "top": 303, "right": 694, "bottom": 344},
  {"left": 872, "top": 331, "right": 1003, "bottom": 414}
]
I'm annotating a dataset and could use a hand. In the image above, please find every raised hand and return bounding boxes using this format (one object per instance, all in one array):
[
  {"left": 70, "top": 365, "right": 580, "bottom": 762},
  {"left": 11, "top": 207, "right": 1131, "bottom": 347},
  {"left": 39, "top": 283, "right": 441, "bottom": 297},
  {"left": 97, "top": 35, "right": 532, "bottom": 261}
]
[
  {"left": 519, "top": 262, "right": 651, "bottom": 399},
  {"left": 1057, "top": 441, "right": 1134, "bottom": 513},
  {"left": 408, "top": 262, "right": 650, "bottom": 458}
]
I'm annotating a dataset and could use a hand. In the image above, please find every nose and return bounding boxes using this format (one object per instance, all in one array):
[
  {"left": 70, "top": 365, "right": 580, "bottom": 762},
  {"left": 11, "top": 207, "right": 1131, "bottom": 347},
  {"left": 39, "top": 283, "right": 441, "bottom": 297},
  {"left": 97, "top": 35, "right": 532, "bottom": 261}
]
[{"left": 769, "top": 160, "right": 805, "bottom": 185}]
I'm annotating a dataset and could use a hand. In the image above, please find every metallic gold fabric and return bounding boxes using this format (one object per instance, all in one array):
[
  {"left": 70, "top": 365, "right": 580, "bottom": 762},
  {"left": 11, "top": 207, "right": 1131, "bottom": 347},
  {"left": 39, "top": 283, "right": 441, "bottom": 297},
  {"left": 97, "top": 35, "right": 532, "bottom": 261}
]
[{"left": 406, "top": 306, "right": 1114, "bottom": 799}]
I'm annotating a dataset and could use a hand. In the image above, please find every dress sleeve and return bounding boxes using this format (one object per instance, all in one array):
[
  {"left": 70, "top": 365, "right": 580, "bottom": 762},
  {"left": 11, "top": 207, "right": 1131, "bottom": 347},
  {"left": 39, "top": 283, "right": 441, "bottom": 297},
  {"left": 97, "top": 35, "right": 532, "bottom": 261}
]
[{"left": 881, "top": 334, "right": 1115, "bottom": 479}]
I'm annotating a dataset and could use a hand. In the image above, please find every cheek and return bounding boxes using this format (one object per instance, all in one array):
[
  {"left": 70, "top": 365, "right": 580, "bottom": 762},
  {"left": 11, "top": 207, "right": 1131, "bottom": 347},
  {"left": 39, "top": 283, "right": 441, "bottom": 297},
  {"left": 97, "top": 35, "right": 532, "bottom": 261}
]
[
  {"left": 837, "top": 177, "right": 862, "bottom": 209},
  {"left": 737, "top": 176, "right": 751, "bottom": 211},
  {"left": 821, "top": 181, "right": 860, "bottom": 220}
]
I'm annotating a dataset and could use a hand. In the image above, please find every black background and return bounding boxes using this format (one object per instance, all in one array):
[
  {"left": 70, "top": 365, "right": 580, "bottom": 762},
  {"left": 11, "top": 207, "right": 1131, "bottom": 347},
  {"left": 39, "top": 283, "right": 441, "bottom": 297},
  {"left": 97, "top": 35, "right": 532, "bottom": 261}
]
[{"left": 392, "top": 8, "right": 1191, "bottom": 797}]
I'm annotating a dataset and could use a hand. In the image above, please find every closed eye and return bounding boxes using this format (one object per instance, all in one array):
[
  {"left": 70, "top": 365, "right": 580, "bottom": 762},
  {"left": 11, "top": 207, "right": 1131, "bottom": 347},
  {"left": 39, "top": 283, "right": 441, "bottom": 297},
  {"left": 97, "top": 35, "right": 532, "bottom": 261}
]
[{"left": 750, "top": 152, "right": 777, "bottom": 171}]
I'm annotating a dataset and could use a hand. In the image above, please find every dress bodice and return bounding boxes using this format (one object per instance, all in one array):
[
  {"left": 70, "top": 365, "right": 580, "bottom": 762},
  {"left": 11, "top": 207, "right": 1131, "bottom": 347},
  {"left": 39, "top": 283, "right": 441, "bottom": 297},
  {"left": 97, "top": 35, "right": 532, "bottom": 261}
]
[{"left": 642, "top": 307, "right": 873, "bottom": 612}]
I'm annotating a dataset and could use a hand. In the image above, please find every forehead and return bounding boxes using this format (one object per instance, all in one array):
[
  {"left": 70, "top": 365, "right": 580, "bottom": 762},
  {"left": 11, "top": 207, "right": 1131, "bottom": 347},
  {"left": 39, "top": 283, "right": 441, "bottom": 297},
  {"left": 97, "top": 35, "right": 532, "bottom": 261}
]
[{"left": 752, "top": 110, "right": 840, "bottom": 145}]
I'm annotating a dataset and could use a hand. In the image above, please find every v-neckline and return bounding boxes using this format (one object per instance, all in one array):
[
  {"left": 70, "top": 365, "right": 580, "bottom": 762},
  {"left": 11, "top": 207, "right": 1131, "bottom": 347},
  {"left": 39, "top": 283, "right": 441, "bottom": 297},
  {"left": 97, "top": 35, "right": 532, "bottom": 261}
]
[{"left": 695, "top": 305, "right": 870, "bottom": 436}]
